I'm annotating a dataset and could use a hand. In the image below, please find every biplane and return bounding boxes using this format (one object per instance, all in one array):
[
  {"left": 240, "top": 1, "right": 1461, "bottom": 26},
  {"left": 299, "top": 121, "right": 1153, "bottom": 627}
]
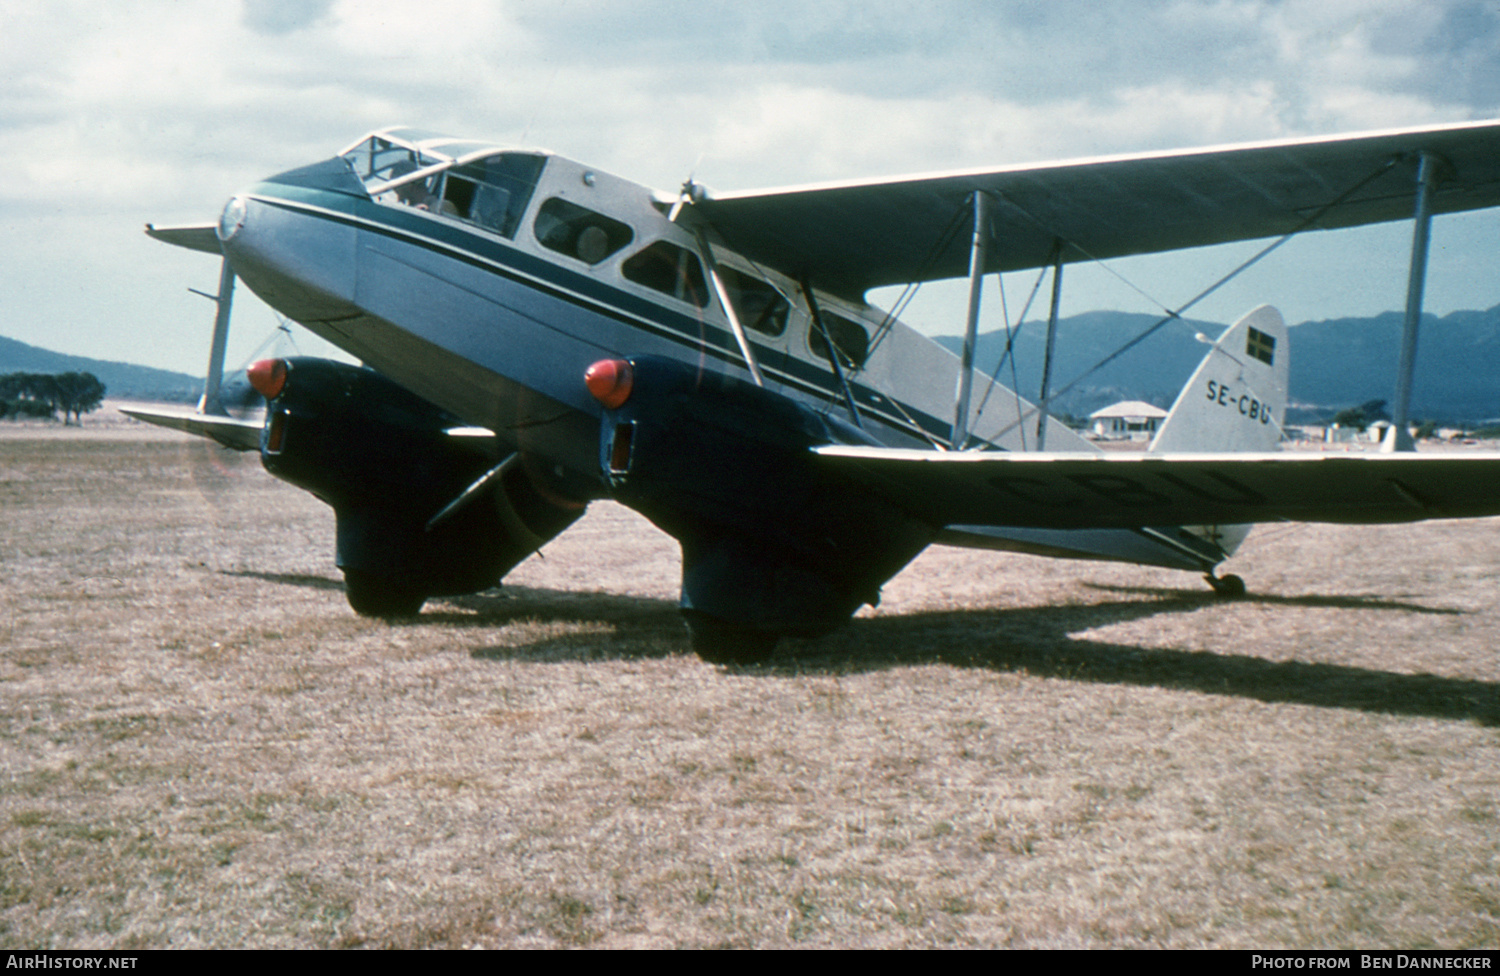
[{"left": 133, "top": 119, "right": 1500, "bottom": 661}]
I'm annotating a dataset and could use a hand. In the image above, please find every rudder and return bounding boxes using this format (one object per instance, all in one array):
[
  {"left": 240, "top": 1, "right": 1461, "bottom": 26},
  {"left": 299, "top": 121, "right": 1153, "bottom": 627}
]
[
  {"left": 1149, "top": 304, "right": 1288, "bottom": 455},
  {"left": 1147, "top": 305, "right": 1289, "bottom": 561}
]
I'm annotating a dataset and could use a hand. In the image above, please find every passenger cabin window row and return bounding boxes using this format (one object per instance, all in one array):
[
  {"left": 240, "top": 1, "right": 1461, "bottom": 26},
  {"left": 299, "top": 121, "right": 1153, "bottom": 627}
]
[
  {"left": 528, "top": 199, "right": 864, "bottom": 364},
  {"left": 348, "top": 139, "right": 870, "bottom": 370}
]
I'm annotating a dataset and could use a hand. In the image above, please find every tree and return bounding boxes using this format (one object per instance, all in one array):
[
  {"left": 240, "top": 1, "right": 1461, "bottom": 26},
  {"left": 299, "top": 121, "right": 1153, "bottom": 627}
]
[
  {"left": 0, "top": 371, "right": 106, "bottom": 424},
  {"left": 0, "top": 373, "right": 55, "bottom": 421},
  {"left": 54, "top": 372, "right": 106, "bottom": 425},
  {"left": 1330, "top": 399, "right": 1389, "bottom": 432}
]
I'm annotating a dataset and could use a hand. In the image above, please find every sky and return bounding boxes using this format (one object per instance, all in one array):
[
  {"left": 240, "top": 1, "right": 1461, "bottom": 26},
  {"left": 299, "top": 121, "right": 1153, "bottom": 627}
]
[{"left": 2, "top": 0, "right": 1498, "bottom": 377}]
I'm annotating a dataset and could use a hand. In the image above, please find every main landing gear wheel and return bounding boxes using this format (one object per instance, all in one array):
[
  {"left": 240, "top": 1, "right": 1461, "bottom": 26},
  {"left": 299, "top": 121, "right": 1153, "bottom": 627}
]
[
  {"left": 1205, "top": 572, "right": 1246, "bottom": 598},
  {"left": 682, "top": 611, "right": 778, "bottom": 665},
  {"left": 343, "top": 569, "right": 427, "bottom": 618}
]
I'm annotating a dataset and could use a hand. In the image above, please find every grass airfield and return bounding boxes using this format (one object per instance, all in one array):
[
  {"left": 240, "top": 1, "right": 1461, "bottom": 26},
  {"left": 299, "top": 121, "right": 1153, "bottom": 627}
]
[{"left": 2, "top": 421, "right": 1500, "bottom": 948}]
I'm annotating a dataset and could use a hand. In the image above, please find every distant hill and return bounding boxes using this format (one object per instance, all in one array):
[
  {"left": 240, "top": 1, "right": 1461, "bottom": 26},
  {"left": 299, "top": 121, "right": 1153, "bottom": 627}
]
[
  {"left": 8, "top": 305, "right": 1500, "bottom": 423},
  {"left": 937, "top": 305, "right": 1500, "bottom": 424},
  {"left": 0, "top": 335, "right": 201, "bottom": 402},
  {"left": 1289, "top": 306, "right": 1500, "bottom": 422}
]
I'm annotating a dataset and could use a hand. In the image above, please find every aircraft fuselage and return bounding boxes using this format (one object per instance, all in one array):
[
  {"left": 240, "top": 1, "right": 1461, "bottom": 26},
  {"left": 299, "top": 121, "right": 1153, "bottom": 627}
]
[
  {"left": 216, "top": 131, "right": 1029, "bottom": 506},
  {"left": 198, "top": 128, "right": 1255, "bottom": 655}
]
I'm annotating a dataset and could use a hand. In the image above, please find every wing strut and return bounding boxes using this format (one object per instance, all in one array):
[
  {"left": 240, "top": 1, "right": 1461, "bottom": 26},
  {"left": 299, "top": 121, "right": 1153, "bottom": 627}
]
[
  {"left": 952, "top": 191, "right": 992, "bottom": 449},
  {"left": 803, "top": 278, "right": 865, "bottom": 431},
  {"left": 1036, "top": 241, "right": 1064, "bottom": 450},
  {"left": 1391, "top": 151, "right": 1442, "bottom": 452},
  {"left": 693, "top": 229, "right": 765, "bottom": 388},
  {"left": 186, "top": 257, "right": 236, "bottom": 417},
  {"left": 426, "top": 453, "right": 520, "bottom": 533}
]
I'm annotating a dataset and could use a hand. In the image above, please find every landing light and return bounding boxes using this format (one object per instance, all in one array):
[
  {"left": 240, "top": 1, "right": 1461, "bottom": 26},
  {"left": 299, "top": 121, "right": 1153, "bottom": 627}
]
[
  {"left": 217, "top": 195, "right": 247, "bottom": 242},
  {"left": 584, "top": 359, "right": 633, "bottom": 409},
  {"left": 247, "top": 358, "right": 288, "bottom": 399}
]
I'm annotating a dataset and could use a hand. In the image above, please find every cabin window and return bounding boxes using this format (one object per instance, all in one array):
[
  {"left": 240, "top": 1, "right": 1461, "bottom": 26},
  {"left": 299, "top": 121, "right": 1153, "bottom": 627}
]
[
  {"left": 534, "top": 198, "right": 634, "bottom": 264},
  {"left": 438, "top": 153, "right": 545, "bottom": 238},
  {"left": 717, "top": 267, "right": 790, "bottom": 338},
  {"left": 621, "top": 241, "right": 709, "bottom": 308},
  {"left": 809, "top": 312, "right": 870, "bottom": 368}
]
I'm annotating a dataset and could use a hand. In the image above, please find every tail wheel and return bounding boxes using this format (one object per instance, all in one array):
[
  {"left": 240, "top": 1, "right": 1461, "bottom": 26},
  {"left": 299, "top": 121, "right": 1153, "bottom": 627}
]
[
  {"left": 343, "top": 569, "right": 426, "bottom": 618},
  {"left": 1205, "top": 572, "right": 1246, "bottom": 598},
  {"left": 682, "top": 611, "right": 778, "bottom": 665}
]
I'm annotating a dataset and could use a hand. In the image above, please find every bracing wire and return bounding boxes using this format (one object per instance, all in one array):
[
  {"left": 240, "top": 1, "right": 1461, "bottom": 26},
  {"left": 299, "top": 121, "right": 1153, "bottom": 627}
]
[
  {"left": 970, "top": 260, "right": 1052, "bottom": 437},
  {"left": 977, "top": 155, "right": 1403, "bottom": 447},
  {"left": 865, "top": 203, "right": 972, "bottom": 361}
]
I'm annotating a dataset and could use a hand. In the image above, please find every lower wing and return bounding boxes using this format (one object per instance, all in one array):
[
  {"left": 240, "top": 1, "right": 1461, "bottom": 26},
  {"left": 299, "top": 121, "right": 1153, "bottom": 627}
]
[
  {"left": 814, "top": 447, "right": 1500, "bottom": 529},
  {"left": 119, "top": 406, "right": 263, "bottom": 452}
]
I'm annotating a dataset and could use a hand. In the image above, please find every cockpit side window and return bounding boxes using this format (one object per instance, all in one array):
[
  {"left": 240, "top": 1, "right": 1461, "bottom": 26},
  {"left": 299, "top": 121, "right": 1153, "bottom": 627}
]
[
  {"left": 440, "top": 154, "right": 546, "bottom": 238},
  {"left": 534, "top": 198, "right": 634, "bottom": 264},
  {"left": 346, "top": 137, "right": 547, "bottom": 240},
  {"left": 717, "top": 267, "right": 790, "bottom": 338},
  {"left": 809, "top": 312, "right": 870, "bottom": 369},
  {"left": 622, "top": 241, "right": 709, "bottom": 308}
]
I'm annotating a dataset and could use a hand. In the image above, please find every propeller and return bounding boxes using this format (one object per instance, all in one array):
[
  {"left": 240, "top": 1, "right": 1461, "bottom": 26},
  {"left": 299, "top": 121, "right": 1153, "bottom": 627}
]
[
  {"left": 667, "top": 170, "right": 706, "bottom": 223},
  {"left": 213, "top": 320, "right": 302, "bottom": 414}
]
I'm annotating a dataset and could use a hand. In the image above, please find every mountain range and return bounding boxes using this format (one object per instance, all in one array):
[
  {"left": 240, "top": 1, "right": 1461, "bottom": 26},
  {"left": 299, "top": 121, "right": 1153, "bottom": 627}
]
[
  {"left": 0, "top": 335, "right": 201, "bottom": 402},
  {"left": 936, "top": 304, "right": 1500, "bottom": 424},
  {"left": 6, "top": 303, "right": 1499, "bottom": 422}
]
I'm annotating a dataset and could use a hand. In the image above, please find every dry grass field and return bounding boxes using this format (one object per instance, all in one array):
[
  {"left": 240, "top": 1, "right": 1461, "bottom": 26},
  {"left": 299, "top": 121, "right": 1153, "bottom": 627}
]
[{"left": 3, "top": 420, "right": 1500, "bottom": 948}]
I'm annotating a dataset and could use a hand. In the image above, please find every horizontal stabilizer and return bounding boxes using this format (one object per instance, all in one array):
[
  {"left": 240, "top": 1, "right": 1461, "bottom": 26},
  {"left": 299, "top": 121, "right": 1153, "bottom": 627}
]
[
  {"left": 815, "top": 445, "right": 1500, "bottom": 529},
  {"left": 120, "top": 406, "right": 262, "bottom": 452},
  {"left": 145, "top": 222, "right": 222, "bottom": 254}
]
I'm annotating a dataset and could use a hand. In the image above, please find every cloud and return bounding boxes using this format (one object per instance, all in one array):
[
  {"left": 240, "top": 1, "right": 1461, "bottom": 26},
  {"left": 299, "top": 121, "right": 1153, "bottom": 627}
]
[
  {"left": 241, "top": 0, "right": 335, "bottom": 35},
  {"left": 1, "top": 0, "right": 1498, "bottom": 373},
  {"left": 1370, "top": 0, "right": 1500, "bottom": 113}
]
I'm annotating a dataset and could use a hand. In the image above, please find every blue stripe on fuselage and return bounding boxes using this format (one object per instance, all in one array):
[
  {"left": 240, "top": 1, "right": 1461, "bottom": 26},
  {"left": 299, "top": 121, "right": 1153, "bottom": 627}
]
[{"left": 247, "top": 181, "right": 952, "bottom": 445}]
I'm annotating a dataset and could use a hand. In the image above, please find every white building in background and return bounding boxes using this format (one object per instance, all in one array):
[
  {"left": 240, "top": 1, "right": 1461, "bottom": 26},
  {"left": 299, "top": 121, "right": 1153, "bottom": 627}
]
[{"left": 1088, "top": 400, "right": 1168, "bottom": 441}]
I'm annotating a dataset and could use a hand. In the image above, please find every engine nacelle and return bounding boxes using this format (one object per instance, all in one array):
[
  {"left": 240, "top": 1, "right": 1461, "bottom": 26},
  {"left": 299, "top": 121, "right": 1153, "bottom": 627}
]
[
  {"left": 253, "top": 358, "right": 583, "bottom": 616},
  {"left": 593, "top": 356, "right": 933, "bottom": 659}
]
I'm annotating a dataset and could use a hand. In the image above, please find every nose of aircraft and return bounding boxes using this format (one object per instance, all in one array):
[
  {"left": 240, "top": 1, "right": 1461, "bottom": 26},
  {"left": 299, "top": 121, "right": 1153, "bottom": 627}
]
[{"left": 216, "top": 193, "right": 360, "bottom": 323}]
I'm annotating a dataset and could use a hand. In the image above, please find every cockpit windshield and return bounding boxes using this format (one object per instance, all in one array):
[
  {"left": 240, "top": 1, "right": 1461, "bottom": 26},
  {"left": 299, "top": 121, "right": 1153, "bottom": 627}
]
[
  {"left": 337, "top": 130, "right": 546, "bottom": 240},
  {"left": 340, "top": 134, "right": 447, "bottom": 188}
]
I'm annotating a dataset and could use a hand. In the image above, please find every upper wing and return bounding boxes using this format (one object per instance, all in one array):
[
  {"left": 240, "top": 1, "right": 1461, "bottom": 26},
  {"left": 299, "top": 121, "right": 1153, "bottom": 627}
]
[
  {"left": 699, "top": 119, "right": 1500, "bottom": 300},
  {"left": 815, "top": 446, "right": 1500, "bottom": 529}
]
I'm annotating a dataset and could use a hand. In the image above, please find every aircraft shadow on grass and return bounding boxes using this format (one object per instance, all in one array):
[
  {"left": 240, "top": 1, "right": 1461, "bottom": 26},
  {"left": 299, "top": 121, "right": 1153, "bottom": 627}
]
[
  {"left": 1082, "top": 582, "right": 1467, "bottom": 615},
  {"left": 220, "top": 568, "right": 1499, "bottom": 725},
  {"left": 799, "top": 589, "right": 1497, "bottom": 727},
  {"left": 221, "top": 569, "right": 347, "bottom": 592}
]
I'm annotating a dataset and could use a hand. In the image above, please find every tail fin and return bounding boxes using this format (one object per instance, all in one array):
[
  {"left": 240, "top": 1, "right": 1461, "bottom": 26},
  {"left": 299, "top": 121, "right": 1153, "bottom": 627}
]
[
  {"left": 1147, "top": 305, "right": 1289, "bottom": 561},
  {"left": 1149, "top": 305, "right": 1288, "bottom": 455}
]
